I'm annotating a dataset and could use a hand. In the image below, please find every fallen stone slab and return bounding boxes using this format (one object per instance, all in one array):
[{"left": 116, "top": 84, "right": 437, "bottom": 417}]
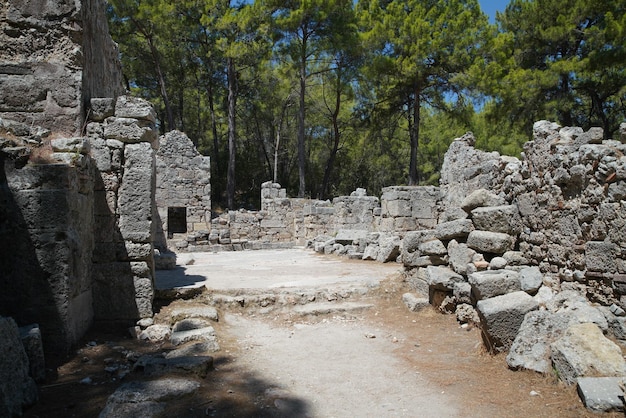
[
  {"left": 170, "top": 326, "right": 218, "bottom": 347},
  {"left": 577, "top": 377, "right": 625, "bottom": 413},
  {"left": 376, "top": 236, "right": 400, "bottom": 263},
  {"left": 447, "top": 240, "right": 476, "bottom": 275},
  {"left": 435, "top": 219, "right": 474, "bottom": 241},
  {"left": 293, "top": 302, "right": 373, "bottom": 316},
  {"left": 362, "top": 244, "right": 379, "bottom": 260},
  {"left": 135, "top": 355, "right": 213, "bottom": 378},
  {"left": 467, "top": 230, "right": 516, "bottom": 254},
  {"left": 551, "top": 323, "right": 626, "bottom": 385},
  {"left": 468, "top": 270, "right": 521, "bottom": 301},
  {"left": 461, "top": 189, "right": 506, "bottom": 212},
  {"left": 99, "top": 378, "right": 200, "bottom": 418},
  {"left": 335, "top": 229, "right": 368, "bottom": 245},
  {"left": 169, "top": 305, "right": 219, "bottom": 323},
  {"left": 506, "top": 310, "right": 570, "bottom": 373},
  {"left": 418, "top": 239, "right": 447, "bottom": 257},
  {"left": 402, "top": 293, "right": 431, "bottom": 312},
  {"left": 165, "top": 341, "right": 219, "bottom": 358},
  {"left": 477, "top": 291, "right": 539, "bottom": 353},
  {"left": 425, "top": 266, "right": 465, "bottom": 291},
  {"left": 402, "top": 230, "right": 437, "bottom": 253}
]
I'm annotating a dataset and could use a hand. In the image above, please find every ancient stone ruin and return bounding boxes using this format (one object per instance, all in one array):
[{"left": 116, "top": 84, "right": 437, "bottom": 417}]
[{"left": 2, "top": 0, "right": 626, "bottom": 415}]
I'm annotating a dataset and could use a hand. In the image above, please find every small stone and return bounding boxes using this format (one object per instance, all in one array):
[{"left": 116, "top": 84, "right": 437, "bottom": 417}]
[
  {"left": 529, "top": 390, "right": 540, "bottom": 397},
  {"left": 609, "top": 304, "right": 626, "bottom": 317},
  {"left": 365, "top": 333, "right": 376, "bottom": 339},
  {"left": 79, "top": 377, "right": 93, "bottom": 385}
]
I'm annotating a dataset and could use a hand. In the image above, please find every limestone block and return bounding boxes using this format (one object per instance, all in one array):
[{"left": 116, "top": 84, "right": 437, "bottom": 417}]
[
  {"left": 169, "top": 306, "right": 219, "bottom": 323},
  {"left": 403, "top": 254, "right": 446, "bottom": 268},
  {"left": 477, "top": 291, "right": 539, "bottom": 353},
  {"left": 469, "top": 270, "right": 521, "bottom": 300},
  {"left": 519, "top": 266, "right": 543, "bottom": 294},
  {"left": 551, "top": 323, "right": 626, "bottom": 385},
  {"left": 376, "top": 236, "right": 400, "bottom": 263},
  {"left": 506, "top": 310, "right": 569, "bottom": 373},
  {"left": 19, "top": 324, "right": 45, "bottom": 382},
  {"left": 362, "top": 244, "right": 379, "bottom": 260},
  {"left": 115, "top": 96, "right": 157, "bottom": 123},
  {"left": 453, "top": 282, "right": 472, "bottom": 305},
  {"left": 418, "top": 239, "right": 447, "bottom": 256},
  {"left": 104, "top": 117, "right": 157, "bottom": 144},
  {"left": 139, "top": 324, "right": 172, "bottom": 342},
  {"left": 402, "top": 293, "right": 430, "bottom": 312},
  {"left": 586, "top": 241, "right": 618, "bottom": 273},
  {"left": 138, "top": 355, "right": 213, "bottom": 378},
  {"left": 90, "top": 98, "right": 116, "bottom": 121},
  {"left": 335, "top": 229, "right": 368, "bottom": 245},
  {"left": 426, "top": 266, "right": 464, "bottom": 291},
  {"left": 461, "top": 189, "right": 506, "bottom": 213},
  {"left": 467, "top": 230, "right": 515, "bottom": 254},
  {"left": 447, "top": 240, "right": 476, "bottom": 275},
  {"left": 435, "top": 218, "right": 474, "bottom": 240},
  {"left": 0, "top": 317, "right": 38, "bottom": 417},
  {"left": 577, "top": 377, "right": 625, "bottom": 413},
  {"left": 393, "top": 217, "right": 417, "bottom": 231},
  {"left": 471, "top": 205, "right": 522, "bottom": 235},
  {"left": 170, "top": 326, "right": 217, "bottom": 346}
]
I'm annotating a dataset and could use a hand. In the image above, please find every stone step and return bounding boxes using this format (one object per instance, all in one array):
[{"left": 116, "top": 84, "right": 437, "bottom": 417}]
[{"left": 291, "top": 301, "right": 374, "bottom": 316}]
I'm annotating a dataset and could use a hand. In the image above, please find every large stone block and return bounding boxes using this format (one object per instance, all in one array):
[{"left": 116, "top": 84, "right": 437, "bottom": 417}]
[
  {"left": 470, "top": 205, "right": 522, "bottom": 235},
  {"left": 586, "top": 241, "right": 618, "bottom": 273},
  {"left": 383, "top": 199, "right": 412, "bottom": 217},
  {"left": 469, "top": 270, "right": 521, "bottom": 301},
  {"left": 104, "top": 117, "right": 157, "bottom": 144},
  {"left": 461, "top": 189, "right": 506, "bottom": 212},
  {"left": 467, "top": 230, "right": 515, "bottom": 254},
  {"left": 425, "top": 266, "right": 464, "bottom": 291},
  {"left": 435, "top": 218, "right": 474, "bottom": 240},
  {"left": 0, "top": 317, "right": 38, "bottom": 417},
  {"left": 551, "top": 323, "right": 626, "bottom": 385},
  {"left": 115, "top": 96, "right": 156, "bottom": 122},
  {"left": 447, "top": 240, "right": 476, "bottom": 275},
  {"left": 477, "top": 291, "right": 539, "bottom": 353},
  {"left": 577, "top": 377, "right": 625, "bottom": 413}
]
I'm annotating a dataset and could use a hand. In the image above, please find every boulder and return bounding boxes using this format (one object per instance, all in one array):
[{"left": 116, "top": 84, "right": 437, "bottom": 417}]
[
  {"left": 477, "top": 291, "right": 539, "bottom": 353},
  {"left": 447, "top": 240, "right": 476, "bottom": 275},
  {"left": 470, "top": 205, "right": 522, "bottom": 235},
  {"left": 488, "top": 257, "right": 508, "bottom": 270},
  {"left": 519, "top": 266, "right": 543, "bottom": 295},
  {"left": 139, "top": 324, "right": 172, "bottom": 342},
  {"left": 425, "top": 266, "right": 465, "bottom": 291},
  {"left": 467, "top": 230, "right": 516, "bottom": 254},
  {"left": 460, "top": 189, "right": 506, "bottom": 212},
  {"left": 435, "top": 219, "right": 474, "bottom": 241},
  {"left": 170, "top": 326, "right": 219, "bottom": 348},
  {"left": 335, "top": 229, "right": 368, "bottom": 245},
  {"left": 376, "top": 236, "right": 401, "bottom": 262},
  {"left": 402, "top": 230, "right": 437, "bottom": 253},
  {"left": 169, "top": 305, "right": 219, "bottom": 323},
  {"left": 469, "top": 270, "right": 521, "bottom": 301},
  {"left": 418, "top": 239, "right": 447, "bottom": 256},
  {"left": 362, "top": 244, "right": 379, "bottom": 260},
  {"left": 402, "top": 293, "right": 431, "bottom": 312},
  {"left": 551, "top": 323, "right": 626, "bottom": 385},
  {"left": 577, "top": 377, "right": 625, "bottom": 413},
  {"left": 506, "top": 310, "right": 570, "bottom": 373}
]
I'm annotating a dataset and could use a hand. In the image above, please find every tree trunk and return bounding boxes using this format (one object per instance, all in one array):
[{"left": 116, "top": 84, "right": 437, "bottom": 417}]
[
  {"left": 297, "top": 39, "right": 307, "bottom": 197},
  {"left": 408, "top": 87, "right": 420, "bottom": 186},
  {"left": 146, "top": 34, "right": 174, "bottom": 131},
  {"left": 321, "top": 70, "right": 342, "bottom": 199},
  {"left": 227, "top": 58, "right": 237, "bottom": 209}
]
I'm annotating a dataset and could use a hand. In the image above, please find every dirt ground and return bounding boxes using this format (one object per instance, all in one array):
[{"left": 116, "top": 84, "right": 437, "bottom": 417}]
[{"left": 24, "top": 253, "right": 625, "bottom": 418}]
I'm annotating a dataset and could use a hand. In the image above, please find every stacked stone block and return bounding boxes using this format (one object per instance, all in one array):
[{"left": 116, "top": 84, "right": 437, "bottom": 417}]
[
  {"left": 88, "top": 96, "right": 157, "bottom": 322},
  {"left": 378, "top": 186, "right": 440, "bottom": 232}
]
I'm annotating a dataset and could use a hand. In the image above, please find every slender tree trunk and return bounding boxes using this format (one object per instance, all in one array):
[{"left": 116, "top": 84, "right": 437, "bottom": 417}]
[
  {"left": 207, "top": 82, "right": 221, "bottom": 175},
  {"left": 227, "top": 58, "right": 237, "bottom": 209},
  {"left": 297, "top": 39, "right": 307, "bottom": 197},
  {"left": 321, "top": 71, "right": 342, "bottom": 199},
  {"left": 408, "top": 86, "right": 420, "bottom": 186},
  {"left": 145, "top": 34, "right": 174, "bottom": 131}
]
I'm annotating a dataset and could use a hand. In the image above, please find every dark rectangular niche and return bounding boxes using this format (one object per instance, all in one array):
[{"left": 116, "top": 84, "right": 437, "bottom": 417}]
[{"left": 168, "top": 206, "right": 187, "bottom": 235}]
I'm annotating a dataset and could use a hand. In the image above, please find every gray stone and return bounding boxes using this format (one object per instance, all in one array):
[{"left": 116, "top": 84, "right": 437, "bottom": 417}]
[
  {"left": 19, "top": 323, "right": 45, "bottom": 382},
  {"left": 115, "top": 96, "right": 157, "bottom": 123},
  {"left": 170, "top": 326, "right": 218, "bottom": 347},
  {"left": 99, "top": 378, "right": 200, "bottom": 418},
  {"left": 502, "top": 251, "right": 529, "bottom": 266},
  {"left": 335, "top": 229, "right": 368, "bottom": 245},
  {"left": 135, "top": 355, "right": 213, "bottom": 378},
  {"left": 577, "top": 377, "right": 625, "bottom": 413},
  {"left": 477, "top": 291, "right": 539, "bottom": 353},
  {"left": 172, "top": 318, "right": 210, "bottom": 332},
  {"left": 453, "top": 282, "right": 472, "bottom": 305},
  {"left": 471, "top": 205, "right": 522, "bottom": 235},
  {"left": 418, "top": 239, "right": 447, "bottom": 256},
  {"left": 376, "top": 236, "right": 401, "bottom": 262},
  {"left": 0, "top": 317, "right": 38, "bottom": 417},
  {"left": 456, "top": 303, "right": 480, "bottom": 324},
  {"left": 169, "top": 305, "right": 219, "bottom": 323},
  {"left": 461, "top": 189, "right": 506, "bottom": 212},
  {"left": 362, "top": 244, "right": 379, "bottom": 260},
  {"left": 469, "top": 270, "right": 521, "bottom": 301},
  {"left": 506, "top": 310, "right": 570, "bottom": 373},
  {"left": 425, "top": 266, "right": 465, "bottom": 291},
  {"left": 165, "top": 341, "right": 220, "bottom": 358},
  {"left": 489, "top": 257, "right": 508, "bottom": 270},
  {"left": 467, "top": 230, "right": 516, "bottom": 254},
  {"left": 402, "top": 293, "right": 430, "bottom": 312},
  {"left": 447, "top": 240, "right": 476, "bottom": 275},
  {"left": 401, "top": 230, "right": 437, "bottom": 253},
  {"left": 519, "top": 266, "right": 543, "bottom": 295},
  {"left": 551, "top": 323, "right": 626, "bottom": 385},
  {"left": 139, "top": 324, "right": 172, "bottom": 342},
  {"left": 435, "top": 219, "right": 474, "bottom": 240}
]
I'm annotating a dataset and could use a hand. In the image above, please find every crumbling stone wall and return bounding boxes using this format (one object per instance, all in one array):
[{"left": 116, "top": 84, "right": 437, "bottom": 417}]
[{"left": 0, "top": 0, "right": 124, "bottom": 135}]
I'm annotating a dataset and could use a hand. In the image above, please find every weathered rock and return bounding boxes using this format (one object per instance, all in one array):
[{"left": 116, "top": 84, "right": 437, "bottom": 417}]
[
  {"left": 467, "top": 230, "right": 516, "bottom": 254},
  {"left": 461, "top": 189, "right": 506, "bottom": 213},
  {"left": 170, "top": 326, "right": 218, "bottom": 347},
  {"left": 447, "top": 240, "right": 476, "bottom": 275},
  {"left": 471, "top": 205, "right": 522, "bottom": 235},
  {"left": 545, "top": 291, "right": 608, "bottom": 332},
  {"left": 362, "top": 244, "right": 379, "bottom": 260},
  {"left": 139, "top": 324, "right": 172, "bottom": 342},
  {"left": 477, "top": 291, "right": 539, "bottom": 353},
  {"left": 418, "top": 239, "right": 447, "bottom": 256},
  {"left": 435, "top": 219, "right": 474, "bottom": 241},
  {"left": 0, "top": 317, "right": 38, "bottom": 417},
  {"left": 577, "top": 377, "right": 625, "bottom": 412},
  {"left": 506, "top": 310, "right": 570, "bottom": 373},
  {"left": 169, "top": 306, "right": 219, "bottom": 323},
  {"left": 99, "top": 378, "right": 200, "bottom": 418},
  {"left": 19, "top": 324, "right": 45, "bottom": 382},
  {"left": 456, "top": 303, "right": 480, "bottom": 324},
  {"left": 469, "top": 270, "right": 521, "bottom": 301},
  {"left": 453, "top": 282, "right": 472, "bottom": 305},
  {"left": 335, "top": 229, "right": 368, "bottom": 245},
  {"left": 489, "top": 257, "right": 508, "bottom": 270},
  {"left": 402, "top": 230, "right": 437, "bottom": 253},
  {"left": 519, "top": 266, "right": 543, "bottom": 295},
  {"left": 376, "top": 236, "right": 401, "bottom": 262},
  {"left": 425, "top": 266, "right": 464, "bottom": 291},
  {"left": 402, "top": 293, "right": 430, "bottom": 312},
  {"left": 165, "top": 341, "right": 219, "bottom": 358},
  {"left": 135, "top": 355, "right": 213, "bottom": 378},
  {"left": 551, "top": 323, "right": 626, "bottom": 385},
  {"left": 172, "top": 318, "right": 210, "bottom": 332}
]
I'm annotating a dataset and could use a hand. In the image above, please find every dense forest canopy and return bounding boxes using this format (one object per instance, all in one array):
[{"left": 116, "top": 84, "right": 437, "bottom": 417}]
[{"left": 107, "top": 0, "right": 626, "bottom": 209}]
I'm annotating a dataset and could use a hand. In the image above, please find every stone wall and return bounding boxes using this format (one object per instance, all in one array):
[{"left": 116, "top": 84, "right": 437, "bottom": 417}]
[
  {"left": 0, "top": 0, "right": 124, "bottom": 135},
  {"left": 155, "top": 130, "right": 211, "bottom": 251}
]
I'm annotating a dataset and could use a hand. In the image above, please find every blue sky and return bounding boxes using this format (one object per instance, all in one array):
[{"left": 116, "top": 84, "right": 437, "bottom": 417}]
[{"left": 478, "top": 0, "right": 509, "bottom": 22}]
